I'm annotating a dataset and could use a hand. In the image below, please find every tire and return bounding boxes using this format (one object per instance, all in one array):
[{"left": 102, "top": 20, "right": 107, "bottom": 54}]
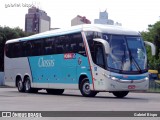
[
  {"left": 112, "top": 91, "right": 129, "bottom": 98},
  {"left": 46, "top": 89, "right": 64, "bottom": 95},
  {"left": 24, "top": 77, "right": 38, "bottom": 93},
  {"left": 80, "top": 78, "right": 97, "bottom": 97},
  {"left": 17, "top": 77, "right": 24, "bottom": 92}
]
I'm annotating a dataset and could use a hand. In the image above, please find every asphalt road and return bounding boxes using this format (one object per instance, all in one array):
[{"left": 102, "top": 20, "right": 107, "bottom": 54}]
[{"left": 0, "top": 87, "right": 160, "bottom": 120}]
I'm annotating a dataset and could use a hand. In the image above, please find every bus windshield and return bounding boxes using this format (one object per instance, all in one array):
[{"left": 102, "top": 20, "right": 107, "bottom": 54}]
[{"left": 104, "top": 35, "right": 147, "bottom": 73}]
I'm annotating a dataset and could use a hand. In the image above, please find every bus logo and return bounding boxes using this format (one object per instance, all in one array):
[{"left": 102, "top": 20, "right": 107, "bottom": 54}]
[
  {"left": 64, "top": 53, "right": 76, "bottom": 59},
  {"left": 38, "top": 57, "right": 55, "bottom": 68}
]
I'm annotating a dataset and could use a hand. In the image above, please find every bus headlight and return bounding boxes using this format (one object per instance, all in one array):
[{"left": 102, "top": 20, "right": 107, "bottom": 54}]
[
  {"left": 111, "top": 76, "right": 120, "bottom": 81},
  {"left": 106, "top": 75, "right": 120, "bottom": 81},
  {"left": 144, "top": 77, "right": 149, "bottom": 81}
]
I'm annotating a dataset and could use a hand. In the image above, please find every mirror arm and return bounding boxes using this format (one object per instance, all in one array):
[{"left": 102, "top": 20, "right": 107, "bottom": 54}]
[
  {"left": 144, "top": 41, "right": 156, "bottom": 55},
  {"left": 93, "top": 38, "right": 110, "bottom": 54}
]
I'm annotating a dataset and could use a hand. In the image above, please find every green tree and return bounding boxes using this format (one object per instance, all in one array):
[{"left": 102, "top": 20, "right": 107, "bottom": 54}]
[
  {"left": 0, "top": 26, "right": 32, "bottom": 71},
  {"left": 141, "top": 21, "right": 160, "bottom": 71}
]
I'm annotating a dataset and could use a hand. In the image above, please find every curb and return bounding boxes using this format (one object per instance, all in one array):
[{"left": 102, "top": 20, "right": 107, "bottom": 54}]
[{"left": 0, "top": 85, "right": 15, "bottom": 88}]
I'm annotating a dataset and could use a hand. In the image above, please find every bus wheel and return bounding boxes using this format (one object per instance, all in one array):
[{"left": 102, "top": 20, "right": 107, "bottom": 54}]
[
  {"left": 17, "top": 78, "right": 24, "bottom": 92},
  {"left": 80, "top": 78, "right": 97, "bottom": 97},
  {"left": 46, "top": 89, "right": 64, "bottom": 95},
  {"left": 24, "top": 77, "right": 38, "bottom": 93},
  {"left": 112, "top": 91, "right": 129, "bottom": 98}
]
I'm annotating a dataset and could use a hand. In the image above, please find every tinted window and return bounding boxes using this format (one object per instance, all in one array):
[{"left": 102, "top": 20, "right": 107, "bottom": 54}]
[
  {"left": 73, "top": 33, "right": 86, "bottom": 56},
  {"left": 6, "top": 44, "right": 13, "bottom": 58},
  {"left": 5, "top": 32, "right": 86, "bottom": 58},
  {"left": 85, "top": 31, "right": 102, "bottom": 63},
  {"left": 6, "top": 43, "right": 23, "bottom": 58},
  {"left": 31, "top": 39, "right": 44, "bottom": 56},
  {"left": 44, "top": 37, "right": 55, "bottom": 55},
  {"left": 22, "top": 42, "right": 32, "bottom": 57}
]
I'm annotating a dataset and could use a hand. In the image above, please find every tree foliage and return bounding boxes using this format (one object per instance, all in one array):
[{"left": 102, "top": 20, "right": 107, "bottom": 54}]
[
  {"left": 0, "top": 26, "right": 32, "bottom": 71},
  {"left": 141, "top": 21, "right": 160, "bottom": 71}
]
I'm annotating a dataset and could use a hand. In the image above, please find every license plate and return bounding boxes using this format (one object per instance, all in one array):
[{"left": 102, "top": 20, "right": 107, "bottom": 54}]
[{"left": 128, "top": 85, "right": 136, "bottom": 89}]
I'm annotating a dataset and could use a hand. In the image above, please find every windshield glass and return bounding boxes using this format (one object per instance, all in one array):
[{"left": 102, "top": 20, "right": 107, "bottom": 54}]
[
  {"left": 126, "top": 37, "right": 147, "bottom": 71},
  {"left": 105, "top": 34, "right": 147, "bottom": 73}
]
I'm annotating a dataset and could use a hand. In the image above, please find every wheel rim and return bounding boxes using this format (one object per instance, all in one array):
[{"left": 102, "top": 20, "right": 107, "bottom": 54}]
[
  {"left": 25, "top": 80, "right": 30, "bottom": 91},
  {"left": 18, "top": 80, "right": 23, "bottom": 91},
  {"left": 82, "top": 82, "right": 91, "bottom": 95}
]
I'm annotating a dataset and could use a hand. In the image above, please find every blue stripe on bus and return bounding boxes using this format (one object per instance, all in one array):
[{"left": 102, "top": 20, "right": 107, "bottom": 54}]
[
  {"left": 28, "top": 54, "right": 92, "bottom": 84},
  {"left": 112, "top": 74, "right": 147, "bottom": 80}
]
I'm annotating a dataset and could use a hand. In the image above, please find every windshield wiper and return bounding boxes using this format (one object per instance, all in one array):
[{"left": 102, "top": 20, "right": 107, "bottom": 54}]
[
  {"left": 128, "top": 49, "right": 142, "bottom": 73},
  {"left": 121, "top": 48, "right": 126, "bottom": 70}
]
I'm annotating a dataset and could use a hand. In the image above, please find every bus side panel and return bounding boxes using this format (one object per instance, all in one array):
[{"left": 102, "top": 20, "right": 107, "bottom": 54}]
[
  {"left": 28, "top": 53, "right": 92, "bottom": 90},
  {"left": 91, "top": 64, "right": 111, "bottom": 91},
  {"left": 29, "top": 55, "right": 58, "bottom": 88},
  {"left": 4, "top": 57, "right": 32, "bottom": 87},
  {"left": 76, "top": 54, "right": 92, "bottom": 85},
  {"left": 29, "top": 53, "right": 92, "bottom": 89}
]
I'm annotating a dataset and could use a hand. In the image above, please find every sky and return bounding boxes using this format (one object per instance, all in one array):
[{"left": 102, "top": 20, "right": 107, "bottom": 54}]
[{"left": 0, "top": 0, "right": 160, "bottom": 32}]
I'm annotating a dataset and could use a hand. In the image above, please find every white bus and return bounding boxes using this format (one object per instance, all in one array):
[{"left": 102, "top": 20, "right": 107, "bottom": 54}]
[{"left": 4, "top": 24, "right": 155, "bottom": 98}]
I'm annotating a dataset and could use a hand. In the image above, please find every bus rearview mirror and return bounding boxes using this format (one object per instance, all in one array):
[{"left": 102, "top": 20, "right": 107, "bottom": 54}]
[
  {"left": 144, "top": 41, "right": 156, "bottom": 56},
  {"left": 93, "top": 38, "right": 110, "bottom": 54}
]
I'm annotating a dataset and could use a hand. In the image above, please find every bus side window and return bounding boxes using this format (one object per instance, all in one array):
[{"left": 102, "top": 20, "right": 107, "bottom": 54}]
[
  {"left": 73, "top": 33, "right": 86, "bottom": 56},
  {"left": 56, "top": 46, "right": 64, "bottom": 54},
  {"left": 14, "top": 43, "right": 22, "bottom": 57},
  {"left": 77, "top": 42, "right": 85, "bottom": 55},
  {"left": 64, "top": 44, "right": 71, "bottom": 53},
  {"left": 63, "top": 35, "right": 72, "bottom": 53},
  {"left": 23, "top": 42, "right": 32, "bottom": 57},
  {"left": 5, "top": 44, "right": 12, "bottom": 58},
  {"left": 54, "top": 37, "right": 64, "bottom": 54},
  {"left": 30, "top": 40, "right": 44, "bottom": 56},
  {"left": 44, "top": 37, "right": 55, "bottom": 55},
  {"left": 70, "top": 35, "right": 78, "bottom": 53},
  {"left": 95, "top": 43, "right": 105, "bottom": 68},
  {"left": 85, "top": 31, "right": 99, "bottom": 62}
]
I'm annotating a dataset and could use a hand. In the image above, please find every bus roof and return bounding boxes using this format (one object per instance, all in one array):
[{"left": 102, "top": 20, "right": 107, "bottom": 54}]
[{"left": 6, "top": 24, "right": 140, "bottom": 44}]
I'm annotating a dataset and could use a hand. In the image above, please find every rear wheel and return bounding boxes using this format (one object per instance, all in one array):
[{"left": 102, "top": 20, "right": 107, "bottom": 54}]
[
  {"left": 46, "top": 89, "right": 64, "bottom": 95},
  {"left": 17, "top": 77, "right": 24, "bottom": 92},
  {"left": 80, "top": 78, "right": 97, "bottom": 97},
  {"left": 24, "top": 77, "right": 38, "bottom": 93},
  {"left": 112, "top": 91, "right": 129, "bottom": 98}
]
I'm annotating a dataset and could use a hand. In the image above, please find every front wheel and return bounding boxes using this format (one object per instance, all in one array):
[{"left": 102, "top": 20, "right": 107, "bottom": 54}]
[
  {"left": 80, "top": 78, "right": 97, "bottom": 97},
  {"left": 112, "top": 91, "right": 129, "bottom": 98}
]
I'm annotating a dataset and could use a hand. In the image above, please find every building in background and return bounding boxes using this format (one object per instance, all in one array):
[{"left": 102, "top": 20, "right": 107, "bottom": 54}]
[
  {"left": 115, "top": 22, "right": 122, "bottom": 26},
  {"left": 25, "top": 7, "right": 51, "bottom": 33},
  {"left": 71, "top": 15, "right": 91, "bottom": 26},
  {"left": 94, "top": 10, "right": 114, "bottom": 25}
]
